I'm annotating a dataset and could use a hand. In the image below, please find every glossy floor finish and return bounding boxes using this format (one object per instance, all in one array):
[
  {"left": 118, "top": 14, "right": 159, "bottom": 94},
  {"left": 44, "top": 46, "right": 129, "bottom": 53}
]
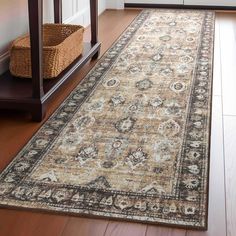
[{"left": 0, "top": 9, "right": 235, "bottom": 236}]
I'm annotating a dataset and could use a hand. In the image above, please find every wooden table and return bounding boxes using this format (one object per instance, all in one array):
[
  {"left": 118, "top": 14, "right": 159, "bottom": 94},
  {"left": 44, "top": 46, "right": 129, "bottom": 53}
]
[{"left": 0, "top": 0, "right": 101, "bottom": 121}]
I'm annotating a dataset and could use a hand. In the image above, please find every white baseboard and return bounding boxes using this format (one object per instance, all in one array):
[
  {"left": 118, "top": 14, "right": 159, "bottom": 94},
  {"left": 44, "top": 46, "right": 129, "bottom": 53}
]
[{"left": 0, "top": 51, "right": 10, "bottom": 75}]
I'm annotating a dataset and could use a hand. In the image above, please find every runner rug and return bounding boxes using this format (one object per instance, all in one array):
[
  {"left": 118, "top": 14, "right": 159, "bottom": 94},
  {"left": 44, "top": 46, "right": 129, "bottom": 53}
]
[{"left": 0, "top": 9, "right": 214, "bottom": 230}]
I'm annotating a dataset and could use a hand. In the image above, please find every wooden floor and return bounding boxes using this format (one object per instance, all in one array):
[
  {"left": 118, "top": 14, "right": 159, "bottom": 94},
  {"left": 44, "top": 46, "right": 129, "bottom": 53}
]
[{"left": 0, "top": 9, "right": 235, "bottom": 236}]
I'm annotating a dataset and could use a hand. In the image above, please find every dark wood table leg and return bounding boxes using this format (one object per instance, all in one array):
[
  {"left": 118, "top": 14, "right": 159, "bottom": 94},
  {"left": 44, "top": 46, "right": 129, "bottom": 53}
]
[
  {"left": 28, "top": 0, "right": 45, "bottom": 121},
  {"left": 90, "top": 0, "right": 100, "bottom": 59},
  {"left": 31, "top": 102, "right": 46, "bottom": 122},
  {"left": 54, "top": 0, "right": 62, "bottom": 24}
]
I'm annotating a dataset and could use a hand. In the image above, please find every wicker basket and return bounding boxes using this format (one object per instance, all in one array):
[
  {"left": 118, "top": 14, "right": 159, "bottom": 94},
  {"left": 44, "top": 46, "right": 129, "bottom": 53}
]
[{"left": 10, "top": 24, "right": 84, "bottom": 79}]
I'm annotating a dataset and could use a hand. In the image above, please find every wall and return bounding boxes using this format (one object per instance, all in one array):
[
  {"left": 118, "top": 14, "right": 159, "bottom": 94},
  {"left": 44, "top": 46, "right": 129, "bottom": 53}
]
[
  {"left": 0, "top": 0, "right": 107, "bottom": 75},
  {"left": 0, "top": 0, "right": 28, "bottom": 74}
]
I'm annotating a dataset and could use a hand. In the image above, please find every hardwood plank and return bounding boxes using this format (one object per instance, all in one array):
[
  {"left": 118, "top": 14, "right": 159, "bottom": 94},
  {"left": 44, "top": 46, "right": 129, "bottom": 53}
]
[
  {"left": 218, "top": 13, "right": 236, "bottom": 115},
  {"left": 30, "top": 214, "right": 69, "bottom": 236},
  {"left": 104, "top": 221, "right": 147, "bottom": 236},
  {"left": 0, "top": 210, "right": 68, "bottom": 236},
  {"left": 212, "top": 17, "right": 222, "bottom": 96},
  {"left": 223, "top": 115, "right": 236, "bottom": 236},
  {"left": 187, "top": 96, "right": 226, "bottom": 236},
  {"left": 0, "top": 210, "right": 20, "bottom": 236},
  {"left": 61, "top": 217, "right": 109, "bottom": 236},
  {"left": 146, "top": 226, "right": 186, "bottom": 236}
]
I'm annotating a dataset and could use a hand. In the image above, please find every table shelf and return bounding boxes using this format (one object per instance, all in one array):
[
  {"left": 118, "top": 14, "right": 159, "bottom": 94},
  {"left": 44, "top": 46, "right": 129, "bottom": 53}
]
[{"left": 0, "top": 0, "right": 101, "bottom": 121}]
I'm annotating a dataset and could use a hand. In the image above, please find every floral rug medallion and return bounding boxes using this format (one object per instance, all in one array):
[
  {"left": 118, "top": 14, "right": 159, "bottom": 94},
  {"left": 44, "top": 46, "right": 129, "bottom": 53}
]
[{"left": 0, "top": 9, "right": 214, "bottom": 230}]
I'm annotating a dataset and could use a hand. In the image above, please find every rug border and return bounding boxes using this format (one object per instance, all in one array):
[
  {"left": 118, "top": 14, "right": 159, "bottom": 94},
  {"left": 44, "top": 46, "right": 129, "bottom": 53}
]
[{"left": 204, "top": 10, "right": 216, "bottom": 231}]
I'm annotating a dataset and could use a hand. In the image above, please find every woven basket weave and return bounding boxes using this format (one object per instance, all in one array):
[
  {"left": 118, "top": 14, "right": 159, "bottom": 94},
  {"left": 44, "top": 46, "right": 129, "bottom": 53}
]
[{"left": 10, "top": 24, "right": 84, "bottom": 79}]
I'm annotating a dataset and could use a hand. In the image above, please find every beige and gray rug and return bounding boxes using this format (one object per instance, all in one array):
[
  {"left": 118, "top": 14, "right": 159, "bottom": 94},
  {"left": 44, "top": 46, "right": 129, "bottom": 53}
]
[{"left": 0, "top": 9, "right": 214, "bottom": 230}]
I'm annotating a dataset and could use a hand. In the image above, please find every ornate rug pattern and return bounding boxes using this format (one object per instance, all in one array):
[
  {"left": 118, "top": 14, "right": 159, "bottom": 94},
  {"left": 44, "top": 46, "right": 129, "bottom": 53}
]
[{"left": 0, "top": 9, "right": 214, "bottom": 230}]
